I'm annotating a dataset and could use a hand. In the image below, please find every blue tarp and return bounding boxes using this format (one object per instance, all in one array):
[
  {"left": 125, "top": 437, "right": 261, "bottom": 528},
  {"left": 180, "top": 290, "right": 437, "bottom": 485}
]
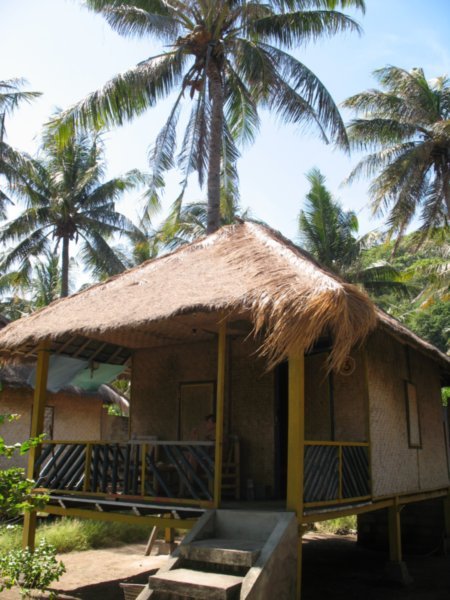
[
  {"left": 28, "top": 355, "right": 124, "bottom": 393},
  {"left": 28, "top": 355, "right": 88, "bottom": 393},
  {"left": 70, "top": 363, "right": 125, "bottom": 392}
]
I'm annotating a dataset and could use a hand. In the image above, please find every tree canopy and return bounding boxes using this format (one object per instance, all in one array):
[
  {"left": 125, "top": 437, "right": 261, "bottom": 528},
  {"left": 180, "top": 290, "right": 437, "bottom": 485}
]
[
  {"left": 298, "top": 167, "right": 406, "bottom": 296},
  {"left": 344, "top": 66, "right": 450, "bottom": 242},
  {"left": 0, "top": 127, "right": 142, "bottom": 297},
  {"left": 0, "top": 79, "right": 41, "bottom": 218},
  {"left": 56, "top": 0, "right": 366, "bottom": 233}
]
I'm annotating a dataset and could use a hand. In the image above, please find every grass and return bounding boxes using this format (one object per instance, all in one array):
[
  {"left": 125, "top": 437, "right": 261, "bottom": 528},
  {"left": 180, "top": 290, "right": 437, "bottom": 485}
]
[
  {"left": 314, "top": 515, "right": 357, "bottom": 535},
  {"left": 0, "top": 518, "right": 151, "bottom": 554}
]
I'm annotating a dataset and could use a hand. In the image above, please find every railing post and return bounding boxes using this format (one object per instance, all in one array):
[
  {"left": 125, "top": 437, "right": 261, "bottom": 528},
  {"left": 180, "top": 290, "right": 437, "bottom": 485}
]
[
  {"left": 386, "top": 500, "right": 412, "bottom": 584},
  {"left": 287, "top": 353, "right": 305, "bottom": 600},
  {"left": 83, "top": 444, "right": 92, "bottom": 492},
  {"left": 443, "top": 490, "right": 450, "bottom": 553},
  {"left": 388, "top": 501, "right": 402, "bottom": 563},
  {"left": 141, "top": 443, "right": 148, "bottom": 496},
  {"left": 338, "top": 445, "right": 343, "bottom": 500},
  {"left": 213, "top": 318, "right": 227, "bottom": 508},
  {"left": 23, "top": 341, "right": 50, "bottom": 551}
]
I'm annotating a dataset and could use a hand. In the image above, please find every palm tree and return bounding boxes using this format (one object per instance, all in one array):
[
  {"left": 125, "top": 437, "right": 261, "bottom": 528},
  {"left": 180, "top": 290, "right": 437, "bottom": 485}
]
[
  {"left": 0, "top": 251, "right": 62, "bottom": 320},
  {"left": 0, "top": 78, "right": 41, "bottom": 217},
  {"left": 299, "top": 168, "right": 406, "bottom": 296},
  {"left": 156, "top": 187, "right": 251, "bottom": 250},
  {"left": 56, "top": 0, "right": 365, "bottom": 234},
  {"left": 343, "top": 67, "right": 450, "bottom": 241},
  {"left": 299, "top": 168, "right": 359, "bottom": 271},
  {"left": 0, "top": 127, "right": 142, "bottom": 297}
]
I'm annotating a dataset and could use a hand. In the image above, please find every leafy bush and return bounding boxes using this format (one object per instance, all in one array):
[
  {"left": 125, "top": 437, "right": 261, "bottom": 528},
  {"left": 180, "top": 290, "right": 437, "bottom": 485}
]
[
  {"left": 0, "top": 468, "right": 47, "bottom": 523},
  {"left": 0, "top": 413, "right": 48, "bottom": 523},
  {"left": 0, "top": 413, "right": 64, "bottom": 597},
  {"left": 314, "top": 516, "right": 357, "bottom": 535},
  {"left": 0, "top": 518, "right": 150, "bottom": 554},
  {"left": 0, "top": 538, "right": 65, "bottom": 598}
]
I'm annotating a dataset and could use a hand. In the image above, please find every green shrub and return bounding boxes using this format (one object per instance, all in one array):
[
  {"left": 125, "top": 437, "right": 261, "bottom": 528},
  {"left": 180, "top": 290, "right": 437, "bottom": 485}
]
[
  {"left": 0, "top": 518, "right": 150, "bottom": 554},
  {"left": 79, "top": 520, "right": 150, "bottom": 549},
  {"left": 36, "top": 519, "right": 90, "bottom": 553},
  {"left": 314, "top": 515, "right": 357, "bottom": 535},
  {"left": 0, "top": 538, "right": 65, "bottom": 599},
  {"left": 0, "top": 524, "right": 22, "bottom": 553}
]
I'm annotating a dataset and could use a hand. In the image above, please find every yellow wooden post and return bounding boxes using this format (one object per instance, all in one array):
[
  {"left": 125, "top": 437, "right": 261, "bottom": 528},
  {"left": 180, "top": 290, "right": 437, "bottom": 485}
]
[
  {"left": 213, "top": 319, "right": 227, "bottom": 508},
  {"left": 83, "top": 444, "right": 92, "bottom": 493},
  {"left": 23, "top": 342, "right": 50, "bottom": 550},
  {"left": 164, "top": 526, "right": 174, "bottom": 544},
  {"left": 141, "top": 443, "right": 148, "bottom": 496},
  {"left": 388, "top": 501, "right": 402, "bottom": 562},
  {"left": 287, "top": 353, "right": 305, "bottom": 600}
]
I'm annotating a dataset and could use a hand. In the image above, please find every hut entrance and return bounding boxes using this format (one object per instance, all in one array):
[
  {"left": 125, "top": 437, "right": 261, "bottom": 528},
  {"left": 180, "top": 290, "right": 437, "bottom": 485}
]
[{"left": 274, "top": 351, "right": 336, "bottom": 500}]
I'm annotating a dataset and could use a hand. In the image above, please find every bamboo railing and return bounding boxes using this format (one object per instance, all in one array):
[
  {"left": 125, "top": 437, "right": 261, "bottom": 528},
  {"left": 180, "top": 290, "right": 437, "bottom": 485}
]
[
  {"left": 34, "top": 440, "right": 215, "bottom": 507},
  {"left": 303, "top": 441, "right": 371, "bottom": 507}
]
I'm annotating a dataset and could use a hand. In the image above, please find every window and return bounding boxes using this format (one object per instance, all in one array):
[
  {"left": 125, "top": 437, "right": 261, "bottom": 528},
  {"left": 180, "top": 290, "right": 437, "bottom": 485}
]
[{"left": 405, "top": 381, "right": 421, "bottom": 448}]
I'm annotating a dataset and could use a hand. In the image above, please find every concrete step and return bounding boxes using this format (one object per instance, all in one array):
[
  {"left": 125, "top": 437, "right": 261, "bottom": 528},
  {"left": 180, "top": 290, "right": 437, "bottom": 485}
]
[
  {"left": 149, "top": 568, "right": 243, "bottom": 600},
  {"left": 180, "top": 538, "right": 261, "bottom": 568}
]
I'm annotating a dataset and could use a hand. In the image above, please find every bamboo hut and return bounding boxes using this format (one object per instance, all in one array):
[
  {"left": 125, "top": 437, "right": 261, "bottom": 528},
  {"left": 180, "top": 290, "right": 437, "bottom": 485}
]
[{"left": 0, "top": 221, "right": 448, "bottom": 597}]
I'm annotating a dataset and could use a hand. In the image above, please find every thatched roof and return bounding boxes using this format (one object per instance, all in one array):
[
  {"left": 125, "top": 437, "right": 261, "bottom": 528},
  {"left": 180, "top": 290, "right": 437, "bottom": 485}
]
[
  {"left": 377, "top": 310, "right": 449, "bottom": 373},
  {"left": 0, "top": 222, "right": 446, "bottom": 373}
]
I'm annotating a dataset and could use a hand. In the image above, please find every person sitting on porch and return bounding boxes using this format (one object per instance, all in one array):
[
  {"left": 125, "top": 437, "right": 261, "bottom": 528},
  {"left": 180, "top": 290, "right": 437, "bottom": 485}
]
[{"left": 191, "top": 413, "right": 216, "bottom": 444}]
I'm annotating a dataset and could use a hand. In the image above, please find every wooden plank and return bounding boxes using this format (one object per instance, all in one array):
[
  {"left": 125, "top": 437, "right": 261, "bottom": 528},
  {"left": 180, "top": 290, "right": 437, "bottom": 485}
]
[
  {"left": 213, "top": 319, "right": 227, "bottom": 508},
  {"left": 286, "top": 354, "right": 305, "bottom": 513},
  {"left": 287, "top": 353, "right": 305, "bottom": 600},
  {"left": 42, "top": 505, "right": 197, "bottom": 529},
  {"left": 388, "top": 503, "right": 402, "bottom": 562},
  {"left": 23, "top": 342, "right": 50, "bottom": 551},
  {"left": 83, "top": 444, "right": 92, "bottom": 493}
]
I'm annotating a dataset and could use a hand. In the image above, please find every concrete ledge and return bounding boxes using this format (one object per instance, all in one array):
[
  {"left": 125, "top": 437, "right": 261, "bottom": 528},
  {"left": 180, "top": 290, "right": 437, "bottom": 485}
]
[
  {"left": 180, "top": 538, "right": 262, "bottom": 567},
  {"left": 149, "top": 568, "right": 243, "bottom": 599}
]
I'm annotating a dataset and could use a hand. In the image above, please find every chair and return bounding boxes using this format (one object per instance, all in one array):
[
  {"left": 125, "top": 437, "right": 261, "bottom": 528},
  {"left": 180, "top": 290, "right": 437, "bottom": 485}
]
[{"left": 221, "top": 434, "right": 240, "bottom": 500}]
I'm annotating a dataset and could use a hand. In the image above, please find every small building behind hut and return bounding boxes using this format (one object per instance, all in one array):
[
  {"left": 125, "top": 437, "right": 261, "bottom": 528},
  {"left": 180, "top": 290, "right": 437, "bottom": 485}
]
[{"left": 0, "top": 361, "right": 129, "bottom": 469}]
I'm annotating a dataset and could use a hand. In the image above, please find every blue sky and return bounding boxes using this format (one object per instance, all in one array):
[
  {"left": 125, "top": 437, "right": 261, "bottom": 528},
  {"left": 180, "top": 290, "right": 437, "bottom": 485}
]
[{"left": 2, "top": 0, "right": 450, "bottom": 246}]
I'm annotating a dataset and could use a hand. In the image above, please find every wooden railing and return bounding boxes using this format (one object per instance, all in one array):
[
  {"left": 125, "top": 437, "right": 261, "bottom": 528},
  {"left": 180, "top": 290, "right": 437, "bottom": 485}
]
[
  {"left": 34, "top": 440, "right": 215, "bottom": 506},
  {"left": 303, "top": 441, "right": 371, "bottom": 507}
]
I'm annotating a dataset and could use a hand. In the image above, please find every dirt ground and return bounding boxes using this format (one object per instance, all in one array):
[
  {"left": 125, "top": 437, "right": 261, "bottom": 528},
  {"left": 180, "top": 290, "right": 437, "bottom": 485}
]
[{"left": 2, "top": 533, "right": 450, "bottom": 599}]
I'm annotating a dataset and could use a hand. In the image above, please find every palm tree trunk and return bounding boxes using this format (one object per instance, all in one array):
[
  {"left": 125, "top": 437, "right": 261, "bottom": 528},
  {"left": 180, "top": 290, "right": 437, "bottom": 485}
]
[
  {"left": 443, "top": 162, "right": 450, "bottom": 219},
  {"left": 61, "top": 236, "right": 70, "bottom": 297},
  {"left": 206, "top": 62, "right": 224, "bottom": 235}
]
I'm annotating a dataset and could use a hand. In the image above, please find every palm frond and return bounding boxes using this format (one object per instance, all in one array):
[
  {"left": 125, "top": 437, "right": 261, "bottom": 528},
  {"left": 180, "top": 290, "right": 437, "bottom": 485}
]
[
  {"left": 53, "top": 49, "right": 188, "bottom": 134},
  {"left": 252, "top": 9, "right": 362, "bottom": 49},
  {"left": 93, "top": 4, "right": 180, "bottom": 40},
  {"left": 263, "top": 45, "right": 347, "bottom": 146},
  {"left": 79, "top": 230, "right": 128, "bottom": 278}
]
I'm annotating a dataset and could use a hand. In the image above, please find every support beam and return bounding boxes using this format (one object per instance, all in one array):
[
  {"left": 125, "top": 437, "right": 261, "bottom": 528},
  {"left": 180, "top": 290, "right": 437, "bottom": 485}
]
[
  {"left": 213, "top": 319, "right": 227, "bottom": 508},
  {"left": 388, "top": 504, "right": 402, "bottom": 563},
  {"left": 444, "top": 490, "right": 450, "bottom": 553},
  {"left": 386, "top": 503, "right": 412, "bottom": 585},
  {"left": 23, "top": 342, "right": 50, "bottom": 550},
  {"left": 42, "top": 504, "right": 196, "bottom": 529},
  {"left": 286, "top": 354, "right": 305, "bottom": 512},
  {"left": 286, "top": 353, "right": 305, "bottom": 600}
]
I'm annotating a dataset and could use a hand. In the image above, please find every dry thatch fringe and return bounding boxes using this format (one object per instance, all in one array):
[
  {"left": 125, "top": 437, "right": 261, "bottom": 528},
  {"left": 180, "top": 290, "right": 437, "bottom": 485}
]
[
  {"left": 251, "top": 281, "right": 376, "bottom": 372},
  {"left": 218, "top": 222, "right": 377, "bottom": 371}
]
